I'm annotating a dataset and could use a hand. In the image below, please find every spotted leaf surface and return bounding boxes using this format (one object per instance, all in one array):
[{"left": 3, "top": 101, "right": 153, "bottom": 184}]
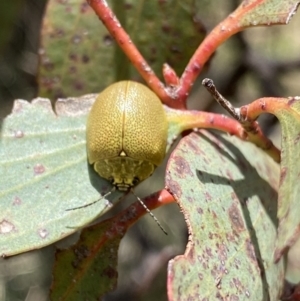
[
  {"left": 49, "top": 189, "right": 170, "bottom": 300},
  {"left": 39, "top": 0, "right": 115, "bottom": 99},
  {"left": 122, "top": 0, "right": 206, "bottom": 80},
  {"left": 256, "top": 97, "right": 300, "bottom": 261},
  {"left": 166, "top": 131, "right": 283, "bottom": 301},
  {"left": 38, "top": 0, "right": 206, "bottom": 100},
  {"left": 51, "top": 218, "right": 120, "bottom": 301},
  {"left": 236, "top": 0, "right": 299, "bottom": 27},
  {"left": 0, "top": 96, "right": 124, "bottom": 256}
]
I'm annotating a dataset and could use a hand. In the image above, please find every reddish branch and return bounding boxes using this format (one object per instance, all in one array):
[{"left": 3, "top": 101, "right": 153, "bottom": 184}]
[
  {"left": 163, "top": 63, "right": 180, "bottom": 87},
  {"left": 101, "top": 189, "right": 174, "bottom": 238},
  {"left": 240, "top": 97, "right": 293, "bottom": 120},
  {"left": 87, "top": 0, "right": 246, "bottom": 108},
  {"left": 88, "top": 0, "right": 296, "bottom": 108},
  {"left": 88, "top": 0, "right": 170, "bottom": 105}
]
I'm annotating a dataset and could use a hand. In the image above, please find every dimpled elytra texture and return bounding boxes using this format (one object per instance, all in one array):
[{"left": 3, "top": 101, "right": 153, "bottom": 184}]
[{"left": 86, "top": 80, "right": 168, "bottom": 170}]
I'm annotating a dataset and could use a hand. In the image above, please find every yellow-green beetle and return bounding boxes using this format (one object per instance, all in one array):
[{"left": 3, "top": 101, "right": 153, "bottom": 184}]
[{"left": 86, "top": 81, "right": 168, "bottom": 191}]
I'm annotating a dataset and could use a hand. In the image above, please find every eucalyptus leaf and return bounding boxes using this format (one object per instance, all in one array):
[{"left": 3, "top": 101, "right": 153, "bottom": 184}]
[
  {"left": 237, "top": 0, "right": 300, "bottom": 27},
  {"left": 0, "top": 96, "right": 123, "bottom": 256},
  {"left": 166, "top": 131, "right": 283, "bottom": 300}
]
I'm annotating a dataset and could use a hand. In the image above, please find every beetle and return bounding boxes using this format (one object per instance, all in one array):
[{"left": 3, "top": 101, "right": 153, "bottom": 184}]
[
  {"left": 86, "top": 80, "right": 168, "bottom": 191},
  {"left": 84, "top": 81, "right": 169, "bottom": 233}
]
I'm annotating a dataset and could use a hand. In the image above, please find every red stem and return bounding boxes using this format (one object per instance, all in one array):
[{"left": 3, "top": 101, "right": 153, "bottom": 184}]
[
  {"left": 240, "top": 97, "right": 291, "bottom": 120},
  {"left": 102, "top": 189, "right": 175, "bottom": 237},
  {"left": 88, "top": 0, "right": 245, "bottom": 109},
  {"left": 178, "top": 0, "right": 267, "bottom": 100},
  {"left": 178, "top": 16, "right": 242, "bottom": 102},
  {"left": 88, "top": 0, "right": 168, "bottom": 102},
  {"left": 163, "top": 64, "right": 180, "bottom": 87},
  {"left": 166, "top": 108, "right": 280, "bottom": 161}
]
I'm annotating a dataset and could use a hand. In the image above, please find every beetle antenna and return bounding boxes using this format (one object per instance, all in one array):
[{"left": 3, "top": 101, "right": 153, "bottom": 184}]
[
  {"left": 131, "top": 189, "right": 168, "bottom": 235},
  {"left": 66, "top": 187, "right": 115, "bottom": 211}
]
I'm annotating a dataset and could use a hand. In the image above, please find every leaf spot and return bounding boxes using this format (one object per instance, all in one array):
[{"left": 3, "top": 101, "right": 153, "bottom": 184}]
[
  {"left": 294, "top": 132, "right": 300, "bottom": 145},
  {"left": 72, "top": 34, "right": 81, "bottom": 44},
  {"left": 80, "top": 2, "right": 89, "bottom": 13},
  {"left": 217, "top": 243, "right": 228, "bottom": 262},
  {"left": 230, "top": 294, "right": 240, "bottom": 301},
  {"left": 166, "top": 177, "right": 182, "bottom": 198},
  {"left": 34, "top": 164, "right": 46, "bottom": 175},
  {"left": 81, "top": 54, "right": 90, "bottom": 63},
  {"left": 226, "top": 169, "right": 234, "bottom": 180},
  {"left": 14, "top": 130, "right": 24, "bottom": 138},
  {"left": 212, "top": 211, "right": 218, "bottom": 219},
  {"left": 197, "top": 207, "right": 203, "bottom": 215},
  {"left": 234, "top": 258, "right": 241, "bottom": 270},
  {"left": 38, "top": 228, "right": 49, "bottom": 239},
  {"left": 103, "top": 266, "right": 118, "bottom": 279},
  {"left": 204, "top": 191, "right": 212, "bottom": 201},
  {"left": 73, "top": 244, "right": 90, "bottom": 265},
  {"left": 173, "top": 156, "right": 193, "bottom": 178},
  {"left": 103, "top": 34, "right": 113, "bottom": 46},
  {"left": 228, "top": 203, "right": 245, "bottom": 232},
  {"left": 279, "top": 166, "right": 287, "bottom": 186},
  {"left": 185, "top": 138, "right": 203, "bottom": 155},
  {"left": 232, "top": 277, "right": 245, "bottom": 295},
  {"left": 12, "top": 196, "right": 22, "bottom": 205},
  {"left": 0, "top": 220, "right": 15, "bottom": 234},
  {"left": 69, "top": 53, "right": 78, "bottom": 61},
  {"left": 245, "top": 238, "right": 257, "bottom": 263}
]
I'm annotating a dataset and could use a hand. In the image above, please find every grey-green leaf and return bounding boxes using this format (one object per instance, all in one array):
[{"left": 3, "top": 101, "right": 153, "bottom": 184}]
[
  {"left": 166, "top": 131, "right": 283, "bottom": 300},
  {"left": 0, "top": 96, "right": 123, "bottom": 256}
]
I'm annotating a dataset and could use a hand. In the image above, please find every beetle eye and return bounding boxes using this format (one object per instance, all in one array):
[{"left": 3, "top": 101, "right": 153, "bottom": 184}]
[{"left": 132, "top": 177, "right": 139, "bottom": 186}]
